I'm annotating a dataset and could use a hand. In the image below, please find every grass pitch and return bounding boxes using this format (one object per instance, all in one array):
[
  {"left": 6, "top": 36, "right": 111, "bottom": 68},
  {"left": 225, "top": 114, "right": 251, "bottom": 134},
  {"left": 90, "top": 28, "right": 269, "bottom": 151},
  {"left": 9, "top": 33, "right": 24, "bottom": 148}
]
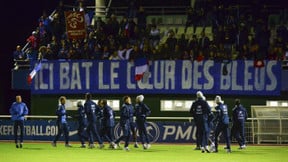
[{"left": 0, "top": 142, "right": 287, "bottom": 162}]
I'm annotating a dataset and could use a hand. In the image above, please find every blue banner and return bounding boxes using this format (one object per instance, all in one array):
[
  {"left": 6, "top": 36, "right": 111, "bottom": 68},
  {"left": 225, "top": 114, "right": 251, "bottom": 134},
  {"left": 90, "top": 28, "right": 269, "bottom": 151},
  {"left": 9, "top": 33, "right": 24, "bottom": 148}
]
[
  {"left": 31, "top": 60, "right": 282, "bottom": 95},
  {"left": 0, "top": 120, "right": 197, "bottom": 143}
]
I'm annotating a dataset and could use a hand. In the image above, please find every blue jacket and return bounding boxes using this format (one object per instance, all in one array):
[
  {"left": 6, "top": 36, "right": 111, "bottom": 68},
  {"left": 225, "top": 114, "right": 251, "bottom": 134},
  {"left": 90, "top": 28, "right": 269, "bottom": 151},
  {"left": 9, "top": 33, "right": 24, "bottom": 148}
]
[
  {"left": 9, "top": 102, "right": 29, "bottom": 121},
  {"left": 56, "top": 104, "right": 67, "bottom": 124},
  {"left": 134, "top": 102, "right": 151, "bottom": 120},
  {"left": 190, "top": 98, "right": 211, "bottom": 123},
  {"left": 103, "top": 105, "right": 115, "bottom": 127},
  {"left": 215, "top": 103, "right": 229, "bottom": 125},
  {"left": 77, "top": 105, "right": 88, "bottom": 126},
  {"left": 84, "top": 100, "right": 101, "bottom": 123},
  {"left": 232, "top": 104, "right": 248, "bottom": 123},
  {"left": 120, "top": 103, "right": 133, "bottom": 126}
]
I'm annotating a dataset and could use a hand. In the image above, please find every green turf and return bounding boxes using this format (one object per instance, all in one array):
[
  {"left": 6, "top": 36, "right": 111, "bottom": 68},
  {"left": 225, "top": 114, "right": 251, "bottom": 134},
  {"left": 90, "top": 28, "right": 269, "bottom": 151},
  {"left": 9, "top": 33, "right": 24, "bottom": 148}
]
[{"left": 0, "top": 142, "right": 287, "bottom": 162}]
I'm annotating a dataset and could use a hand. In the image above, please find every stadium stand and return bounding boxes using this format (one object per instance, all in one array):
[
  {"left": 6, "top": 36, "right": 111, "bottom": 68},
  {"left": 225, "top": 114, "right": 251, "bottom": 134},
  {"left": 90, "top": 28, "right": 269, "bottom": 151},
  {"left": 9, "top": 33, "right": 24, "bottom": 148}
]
[{"left": 13, "top": 0, "right": 288, "bottom": 71}]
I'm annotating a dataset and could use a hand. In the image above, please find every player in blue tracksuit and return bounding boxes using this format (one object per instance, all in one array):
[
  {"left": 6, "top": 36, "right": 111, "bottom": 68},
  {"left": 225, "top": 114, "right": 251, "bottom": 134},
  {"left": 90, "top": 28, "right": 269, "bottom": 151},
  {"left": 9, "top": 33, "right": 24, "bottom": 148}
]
[
  {"left": 129, "top": 101, "right": 139, "bottom": 148},
  {"left": 76, "top": 101, "right": 88, "bottom": 148},
  {"left": 9, "top": 95, "right": 29, "bottom": 148},
  {"left": 84, "top": 93, "right": 104, "bottom": 149},
  {"left": 135, "top": 95, "right": 151, "bottom": 150},
  {"left": 232, "top": 99, "right": 248, "bottom": 149},
  {"left": 213, "top": 95, "right": 231, "bottom": 153},
  {"left": 114, "top": 96, "right": 133, "bottom": 151},
  {"left": 52, "top": 96, "right": 72, "bottom": 147},
  {"left": 190, "top": 91, "right": 211, "bottom": 153},
  {"left": 98, "top": 99, "right": 117, "bottom": 149}
]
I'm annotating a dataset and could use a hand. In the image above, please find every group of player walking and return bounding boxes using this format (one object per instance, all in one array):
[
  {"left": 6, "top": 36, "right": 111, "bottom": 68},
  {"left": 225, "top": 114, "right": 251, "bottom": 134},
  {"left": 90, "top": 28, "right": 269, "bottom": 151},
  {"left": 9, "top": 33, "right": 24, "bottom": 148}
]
[
  {"left": 51, "top": 93, "right": 151, "bottom": 151},
  {"left": 190, "top": 91, "right": 248, "bottom": 153},
  {"left": 10, "top": 92, "right": 247, "bottom": 152}
]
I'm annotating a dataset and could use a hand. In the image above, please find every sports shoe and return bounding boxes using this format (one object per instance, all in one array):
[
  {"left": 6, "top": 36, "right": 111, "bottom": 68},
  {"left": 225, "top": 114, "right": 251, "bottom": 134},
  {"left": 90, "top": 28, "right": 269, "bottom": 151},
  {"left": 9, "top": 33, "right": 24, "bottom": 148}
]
[
  {"left": 143, "top": 144, "right": 147, "bottom": 150},
  {"left": 212, "top": 149, "right": 218, "bottom": 153},
  {"left": 239, "top": 145, "right": 246, "bottom": 149},
  {"left": 124, "top": 147, "right": 130, "bottom": 151},
  {"left": 80, "top": 144, "right": 86, "bottom": 148},
  {"left": 134, "top": 143, "right": 139, "bottom": 148},
  {"left": 227, "top": 149, "right": 232, "bottom": 153},
  {"left": 110, "top": 142, "right": 117, "bottom": 149},
  {"left": 194, "top": 146, "right": 201, "bottom": 150},
  {"left": 89, "top": 144, "right": 95, "bottom": 149},
  {"left": 98, "top": 144, "right": 105, "bottom": 149},
  {"left": 20, "top": 143, "right": 23, "bottom": 148},
  {"left": 201, "top": 147, "right": 205, "bottom": 153},
  {"left": 115, "top": 143, "right": 121, "bottom": 149},
  {"left": 51, "top": 142, "right": 56, "bottom": 147},
  {"left": 205, "top": 146, "right": 210, "bottom": 153},
  {"left": 146, "top": 144, "right": 151, "bottom": 149},
  {"left": 65, "top": 144, "right": 72, "bottom": 147},
  {"left": 210, "top": 144, "right": 216, "bottom": 152}
]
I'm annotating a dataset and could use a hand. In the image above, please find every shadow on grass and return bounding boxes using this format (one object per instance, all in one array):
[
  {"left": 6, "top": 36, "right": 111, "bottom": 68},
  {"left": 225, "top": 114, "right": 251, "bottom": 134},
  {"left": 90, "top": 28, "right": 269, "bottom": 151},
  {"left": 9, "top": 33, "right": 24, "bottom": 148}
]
[{"left": 23, "top": 147, "right": 45, "bottom": 150}]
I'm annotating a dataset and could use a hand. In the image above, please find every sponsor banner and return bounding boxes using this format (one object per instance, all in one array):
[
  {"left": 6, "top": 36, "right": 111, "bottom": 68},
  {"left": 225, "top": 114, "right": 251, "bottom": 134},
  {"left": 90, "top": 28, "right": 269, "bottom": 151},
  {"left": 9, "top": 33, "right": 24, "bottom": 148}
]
[
  {"left": 31, "top": 60, "right": 282, "bottom": 95},
  {"left": 65, "top": 11, "right": 86, "bottom": 39},
  {"left": 0, "top": 120, "right": 199, "bottom": 143}
]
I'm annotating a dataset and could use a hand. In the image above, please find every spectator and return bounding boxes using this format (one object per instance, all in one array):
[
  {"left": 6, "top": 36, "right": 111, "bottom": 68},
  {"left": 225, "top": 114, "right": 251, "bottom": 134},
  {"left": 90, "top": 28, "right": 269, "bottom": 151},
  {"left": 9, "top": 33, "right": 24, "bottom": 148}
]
[
  {"left": 166, "top": 31, "right": 177, "bottom": 59},
  {"left": 49, "top": 12, "right": 65, "bottom": 41},
  {"left": 181, "top": 50, "right": 192, "bottom": 60},
  {"left": 110, "top": 14, "right": 120, "bottom": 36},
  {"left": 68, "top": 47, "right": 79, "bottom": 60},
  {"left": 123, "top": 43, "right": 134, "bottom": 60},
  {"left": 94, "top": 17, "right": 105, "bottom": 31},
  {"left": 49, "top": 35, "right": 60, "bottom": 54},
  {"left": 184, "top": 7, "right": 198, "bottom": 34},
  {"left": 177, "top": 33, "right": 188, "bottom": 52},
  {"left": 81, "top": 42, "right": 91, "bottom": 59},
  {"left": 188, "top": 34, "right": 199, "bottom": 55},
  {"left": 109, "top": 51, "right": 120, "bottom": 60},
  {"left": 13, "top": 45, "right": 26, "bottom": 60},
  {"left": 171, "top": 44, "right": 182, "bottom": 60},
  {"left": 57, "top": 43, "right": 69, "bottom": 60},
  {"left": 137, "top": 6, "right": 147, "bottom": 34},
  {"left": 90, "top": 44, "right": 102, "bottom": 60},
  {"left": 117, "top": 45, "right": 126, "bottom": 60},
  {"left": 255, "top": 24, "right": 270, "bottom": 59},
  {"left": 43, "top": 44, "right": 56, "bottom": 60},
  {"left": 237, "top": 23, "right": 249, "bottom": 52},
  {"left": 102, "top": 45, "right": 111, "bottom": 60},
  {"left": 38, "top": 11, "right": 50, "bottom": 46},
  {"left": 149, "top": 24, "right": 160, "bottom": 48},
  {"left": 198, "top": 31, "right": 210, "bottom": 57},
  {"left": 27, "top": 31, "right": 39, "bottom": 51}
]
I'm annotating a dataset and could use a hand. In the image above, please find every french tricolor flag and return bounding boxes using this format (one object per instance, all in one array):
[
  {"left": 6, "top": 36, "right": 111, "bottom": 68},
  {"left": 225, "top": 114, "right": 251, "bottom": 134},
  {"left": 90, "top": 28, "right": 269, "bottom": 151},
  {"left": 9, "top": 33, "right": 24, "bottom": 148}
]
[
  {"left": 134, "top": 57, "right": 149, "bottom": 81},
  {"left": 27, "top": 61, "right": 42, "bottom": 85}
]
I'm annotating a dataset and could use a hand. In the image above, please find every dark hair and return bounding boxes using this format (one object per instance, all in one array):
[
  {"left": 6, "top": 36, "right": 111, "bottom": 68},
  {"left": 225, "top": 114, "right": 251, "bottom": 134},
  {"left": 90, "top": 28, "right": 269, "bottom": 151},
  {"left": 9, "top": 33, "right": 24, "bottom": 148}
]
[
  {"left": 235, "top": 99, "right": 241, "bottom": 105},
  {"left": 85, "top": 93, "right": 92, "bottom": 100}
]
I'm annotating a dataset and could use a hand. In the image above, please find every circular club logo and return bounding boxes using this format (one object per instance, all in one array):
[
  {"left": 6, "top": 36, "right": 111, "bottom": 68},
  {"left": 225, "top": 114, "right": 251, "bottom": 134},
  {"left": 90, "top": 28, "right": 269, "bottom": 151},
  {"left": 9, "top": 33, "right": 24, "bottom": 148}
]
[{"left": 114, "top": 122, "right": 160, "bottom": 143}]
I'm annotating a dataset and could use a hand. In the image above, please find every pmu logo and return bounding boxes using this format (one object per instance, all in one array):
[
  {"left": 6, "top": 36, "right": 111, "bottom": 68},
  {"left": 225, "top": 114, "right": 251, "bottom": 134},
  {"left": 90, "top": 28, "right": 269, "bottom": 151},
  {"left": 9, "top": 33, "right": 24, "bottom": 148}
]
[{"left": 114, "top": 122, "right": 160, "bottom": 143}]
